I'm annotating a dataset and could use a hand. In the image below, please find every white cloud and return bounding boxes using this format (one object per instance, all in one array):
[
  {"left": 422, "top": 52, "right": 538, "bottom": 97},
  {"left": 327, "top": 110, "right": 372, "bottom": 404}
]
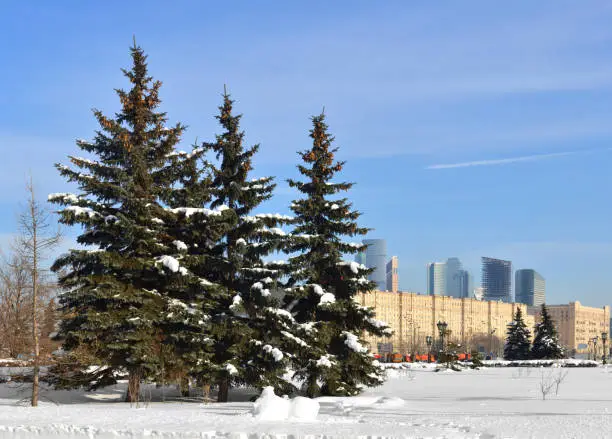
[{"left": 426, "top": 150, "right": 584, "bottom": 170}]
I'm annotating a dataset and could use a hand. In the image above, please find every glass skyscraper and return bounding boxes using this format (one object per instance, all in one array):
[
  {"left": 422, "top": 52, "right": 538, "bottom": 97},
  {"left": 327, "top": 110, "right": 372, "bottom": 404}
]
[
  {"left": 427, "top": 257, "right": 470, "bottom": 298},
  {"left": 426, "top": 262, "right": 447, "bottom": 296},
  {"left": 515, "top": 269, "right": 545, "bottom": 307},
  {"left": 482, "top": 257, "right": 512, "bottom": 303},
  {"left": 445, "top": 257, "right": 464, "bottom": 298},
  {"left": 362, "top": 239, "right": 387, "bottom": 291}
]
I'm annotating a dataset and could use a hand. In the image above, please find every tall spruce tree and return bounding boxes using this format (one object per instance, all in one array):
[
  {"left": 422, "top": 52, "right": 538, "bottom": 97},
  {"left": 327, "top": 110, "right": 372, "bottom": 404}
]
[
  {"left": 204, "top": 90, "right": 296, "bottom": 401},
  {"left": 284, "top": 112, "right": 392, "bottom": 397},
  {"left": 154, "top": 142, "right": 236, "bottom": 394},
  {"left": 50, "top": 43, "right": 188, "bottom": 401},
  {"left": 503, "top": 307, "right": 531, "bottom": 360},
  {"left": 531, "top": 304, "right": 564, "bottom": 359}
]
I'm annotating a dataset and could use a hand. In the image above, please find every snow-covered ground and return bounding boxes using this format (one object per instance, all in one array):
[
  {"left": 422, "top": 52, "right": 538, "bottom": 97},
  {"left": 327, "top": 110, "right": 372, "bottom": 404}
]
[{"left": 1, "top": 364, "right": 612, "bottom": 438}]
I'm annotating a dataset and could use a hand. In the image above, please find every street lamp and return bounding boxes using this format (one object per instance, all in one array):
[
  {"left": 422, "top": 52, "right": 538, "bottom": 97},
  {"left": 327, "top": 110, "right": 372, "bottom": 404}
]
[
  {"left": 489, "top": 328, "right": 497, "bottom": 359},
  {"left": 426, "top": 335, "right": 433, "bottom": 363},
  {"left": 593, "top": 336, "right": 599, "bottom": 362},
  {"left": 437, "top": 321, "right": 448, "bottom": 354},
  {"left": 602, "top": 332, "right": 608, "bottom": 364}
]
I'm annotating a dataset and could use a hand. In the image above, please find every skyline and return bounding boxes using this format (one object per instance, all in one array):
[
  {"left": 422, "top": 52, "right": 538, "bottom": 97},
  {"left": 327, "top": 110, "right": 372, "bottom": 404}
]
[{"left": 1, "top": 1, "right": 612, "bottom": 308}]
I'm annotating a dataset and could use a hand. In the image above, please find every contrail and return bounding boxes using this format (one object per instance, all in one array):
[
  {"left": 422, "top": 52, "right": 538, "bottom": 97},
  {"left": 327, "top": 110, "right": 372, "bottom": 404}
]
[{"left": 426, "top": 150, "right": 581, "bottom": 170}]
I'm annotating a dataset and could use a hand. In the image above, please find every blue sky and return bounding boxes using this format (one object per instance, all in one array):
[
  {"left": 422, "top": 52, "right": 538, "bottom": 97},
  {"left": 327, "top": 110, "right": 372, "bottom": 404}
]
[{"left": 1, "top": 1, "right": 612, "bottom": 307}]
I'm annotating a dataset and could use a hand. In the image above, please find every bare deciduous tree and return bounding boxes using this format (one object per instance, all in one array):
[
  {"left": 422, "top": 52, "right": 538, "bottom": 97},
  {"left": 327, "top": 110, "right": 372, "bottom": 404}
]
[
  {"left": 0, "top": 253, "right": 32, "bottom": 358},
  {"left": 553, "top": 368, "right": 569, "bottom": 396},
  {"left": 15, "top": 177, "right": 61, "bottom": 407}
]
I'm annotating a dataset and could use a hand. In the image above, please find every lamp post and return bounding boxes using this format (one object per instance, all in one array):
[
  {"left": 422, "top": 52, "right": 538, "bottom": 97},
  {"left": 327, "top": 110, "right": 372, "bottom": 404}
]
[
  {"left": 426, "top": 336, "right": 433, "bottom": 363},
  {"left": 593, "top": 336, "right": 599, "bottom": 362},
  {"left": 489, "top": 328, "right": 497, "bottom": 359},
  {"left": 602, "top": 332, "right": 608, "bottom": 364},
  {"left": 437, "top": 321, "right": 448, "bottom": 360}
]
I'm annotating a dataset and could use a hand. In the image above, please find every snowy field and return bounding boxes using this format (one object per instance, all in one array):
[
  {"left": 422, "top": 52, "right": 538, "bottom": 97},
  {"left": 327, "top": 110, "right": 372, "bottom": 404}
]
[{"left": 1, "top": 365, "right": 612, "bottom": 438}]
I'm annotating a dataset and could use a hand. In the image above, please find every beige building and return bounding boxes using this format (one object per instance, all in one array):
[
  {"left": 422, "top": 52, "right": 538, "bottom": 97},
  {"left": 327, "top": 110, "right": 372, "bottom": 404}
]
[
  {"left": 528, "top": 302, "right": 610, "bottom": 355},
  {"left": 358, "top": 290, "right": 534, "bottom": 356}
]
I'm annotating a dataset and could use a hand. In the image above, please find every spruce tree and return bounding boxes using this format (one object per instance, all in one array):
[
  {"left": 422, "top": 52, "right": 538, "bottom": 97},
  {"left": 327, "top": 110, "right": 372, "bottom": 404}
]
[
  {"left": 284, "top": 112, "right": 392, "bottom": 397},
  {"left": 531, "top": 304, "right": 564, "bottom": 359},
  {"left": 154, "top": 142, "right": 236, "bottom": 394},
  {"left": 503, "top": 307, "right": 531, "bottom": 360},
  {"left": 203, "top": 90, "right": 296, "bottom": 401},
  {"left": 50, "top": 43, "right": 187, "bottom": 401}
]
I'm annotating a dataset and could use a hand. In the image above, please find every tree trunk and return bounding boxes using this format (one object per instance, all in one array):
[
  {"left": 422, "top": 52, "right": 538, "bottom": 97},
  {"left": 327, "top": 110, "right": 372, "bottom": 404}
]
[
  {"left": 31, "top": 183, "right": 40, "bottom": 408},
  {"left": 126, "top": 370, "right": 141, "bottom": 404},
  {"left": 217, "top": 377, "right": 229, "bottom": 402},
  {"left": 180, "top": 375, "right": 190, "bottom": 397},
  {"left": 202, "top": 382, "right": 211, "bottom": 402}
]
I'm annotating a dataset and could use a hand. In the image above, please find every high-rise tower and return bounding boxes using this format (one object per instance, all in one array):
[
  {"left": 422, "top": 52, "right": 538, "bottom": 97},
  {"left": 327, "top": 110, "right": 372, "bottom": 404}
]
[
  {"left": 427, "top": 262, "right": 447, "bottom": 296},
  {"left": 482, "top": 257, "right": 512, "bottom": 303},
  {"left": 445, "top": 257, "right": 463, "bottom": 298},
  {"left": 363, "top": 239, "right": 387, "bottom": 291},
  {"left": 515, "top": 269, "right": 545, "bottom": 307}
]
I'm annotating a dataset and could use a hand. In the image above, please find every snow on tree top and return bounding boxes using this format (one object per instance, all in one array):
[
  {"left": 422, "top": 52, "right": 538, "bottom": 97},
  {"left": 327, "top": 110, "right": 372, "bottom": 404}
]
[
  {"left": 367, "top": 317, "right": 392, "bottom": 335},
  {"left": 262, "top": 345, "right": 284, "bottom": 362},
  {"left": 343, "top": 331, "right": 368, "bottom": 353},
  {"left": 346, "top": 242, "right": 364, "bottom": 248},
  {"left": 312, "top": 284, "right": 325, "bottom": 296},
  {"left": 319, "top": 292, "right": 336, "bottom": 305},
  {"left": 168, "top": 205, "right": 229, "bottom": 217},
  {"left": 157, "top": 255, "right": 188, "bottom": 275},
  {"left": 267, "top": 308, "right": 294, "bottom": 321},
  {"left": 337, "top": 261, "right": 366, "bottom": 274},
  {"left": 75, "top": 138, "right": 93, "bottom": 146},
  {"left": 281, "top": 330, "right": 309, "bottom": 347},
  {"left": 316, "top": 354, "right": 334, "bottom": 368},
  {"left": 169, "top": 298, "right": 188, "bottom": 310},
  {"left": 299, "top": 322, "right": 317, "bottom": 333},
  {"left": 236, "top": 238, "right": 247, "bottom": 246},
  {"left": 173, "top": 240, "right": 188, "bottom": 251},
  {"left": 48, "top": 193, "right": 80, "bottom": 203},
  {"left": 294, "top": 233, "right": 319, "bottom": 240},
  {"left": 264, "top": 260, "right": 287, "bottom": 266},
  {"left": 230, "top": 294, "right": 242, "bottom": 310},
  {"left": 263, "top": 227, "right": 286, "bottom": 236},
  {"left": 165, "top": 147, "right": 204, "bottom": 159},
  {"left": 62, "top": 206, "right": 98, "bottom": 218},
  {"left": 324, "top": 202, "right": 340, "bottom": 210},
  {"left": 254, "top": 213, "right": 293, "bottom": 220},
  {"left": 252, "top": 282, "right": 271, "bottom": 297},
  {"left": 71, "top": 156, "right": 97, "bottom": 165},
  {"left": 199, "top": 278, "right": 213, "bottom": 286},
  {"left": 225, "top": 364, "right": 238, "bottom": 375}
]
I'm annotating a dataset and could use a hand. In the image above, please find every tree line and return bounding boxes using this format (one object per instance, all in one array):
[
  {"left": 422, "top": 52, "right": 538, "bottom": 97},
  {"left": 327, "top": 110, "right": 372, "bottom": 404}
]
[
  {"left": 46, "top": 43, "right": 391, "bottom": 403},
  {"left": 504, "top": 304, "right": 564, "bottom": 361}
]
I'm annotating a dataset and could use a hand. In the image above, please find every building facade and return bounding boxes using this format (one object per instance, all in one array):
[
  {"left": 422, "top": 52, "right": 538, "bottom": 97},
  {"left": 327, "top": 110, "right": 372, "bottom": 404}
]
[
  {"left": 482, "top": 257, "right": 512, "bottom": 303},
  {"left": 358, "top": 290, "right": 535, "bottom": 356},
  {"left": 515, "top": 269, "right": 545, "bottom": 307},
  {"left": 362, "top": 239, "right": 387, "bottom": 291},
  {"left": 528, "top": 302, "right": 610, "bottom": 355},
  {"left": 386, "top": 256, "right": 399, "bottom": 292},
  {"left": 426, "top": 262, "right": 446, "bottom": 296}
]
